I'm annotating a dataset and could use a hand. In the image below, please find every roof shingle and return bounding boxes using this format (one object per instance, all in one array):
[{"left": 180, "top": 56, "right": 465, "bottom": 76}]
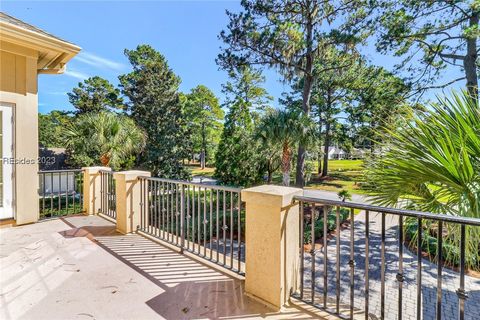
[{"left": 0, "top": 11, "right": 77, "bottom": 46}]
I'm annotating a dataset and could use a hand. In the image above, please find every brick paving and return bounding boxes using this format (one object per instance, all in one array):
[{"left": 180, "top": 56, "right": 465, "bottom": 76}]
[{"left": 302, "top": 211, "right": 480, "bottom": 320}]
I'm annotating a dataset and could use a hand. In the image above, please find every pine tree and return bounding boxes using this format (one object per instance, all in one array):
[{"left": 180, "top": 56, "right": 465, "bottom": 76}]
[
  {"left": 214, "top": 67, "right": 270, "bottom": 186},
  {"left": 68, "top": 76, "right": 124, "bottom": 115},
  {"left": 119, "top": 45, "right": 190, "bottom": 179},
  {"left": 218, "top": 0, "right": 367, "bottom": 186},
  {"left": 183, "top": 85, "right": 223, "bottom": 169}
]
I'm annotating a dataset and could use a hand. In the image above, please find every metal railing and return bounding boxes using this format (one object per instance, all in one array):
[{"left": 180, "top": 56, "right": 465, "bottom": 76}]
[
  {"left": 293, "top": 196, "right": 480, "bottom": 320},
  {"left": 137, "top": 176, "right": 245, "bottom": 275},
  {"left": 100, "top": 170, "right": 116, "bottom": 220},
  {"left": 38, "top": 169, "right": 84, "bottom": 219}
]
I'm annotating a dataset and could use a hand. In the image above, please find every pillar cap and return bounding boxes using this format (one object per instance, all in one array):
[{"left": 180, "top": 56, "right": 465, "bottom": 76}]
[
  {"left": 114, "top": 170, "right": 151, "bottom": 182},
  {"left": 82, "top": 166, "right": 111, "bottom": 173},
  {"left": 241, "top": 185, "right": 303, "bottom": 208}
]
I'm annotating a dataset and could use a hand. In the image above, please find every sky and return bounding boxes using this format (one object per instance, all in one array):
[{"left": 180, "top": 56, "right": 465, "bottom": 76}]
[{"left": 2, "top": 1, "right": 465, "bottom": 114}]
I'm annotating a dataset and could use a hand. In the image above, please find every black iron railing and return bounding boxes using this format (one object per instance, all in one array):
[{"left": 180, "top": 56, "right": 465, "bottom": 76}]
[
  {"left": 99, "top": 170, "right": 116, "bottom": 220},
  {"left": 293, "top": 196, "right": 480, "bottom": 320},
  {"left": 137, "top": 176, "right": 244, "bottom": 275},
  {"left": 38, "top": 169, "right": 84, "bottom": 219}
]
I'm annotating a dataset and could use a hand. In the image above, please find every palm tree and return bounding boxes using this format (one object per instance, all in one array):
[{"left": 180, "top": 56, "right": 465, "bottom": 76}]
[
  {"left": 365, "top": 91, "right": 480, "bottom": 270},
  {"left": 257, "top": 109, "right": 315, "bottom": 186},
  {"left": 338, "top": 189, "right": 352, "bottom": 202},
  {"left": 64, "top": 112, "right": 145, "bottom": 170}
]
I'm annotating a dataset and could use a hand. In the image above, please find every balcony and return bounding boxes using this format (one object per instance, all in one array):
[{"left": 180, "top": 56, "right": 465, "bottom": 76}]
[
  {"left": 0, "top": 214, "right": 324, "bottom": 319},
  {"left": 1, "top": 168, "right": 479, "bottom": 320}
]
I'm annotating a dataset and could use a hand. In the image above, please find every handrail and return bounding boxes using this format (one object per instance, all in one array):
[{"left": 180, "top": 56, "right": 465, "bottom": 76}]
[
  {"left": 38, "top": 169, "right": 84, "bottom": 219},
  {"left": 38, "top": 169, "right": 83, "bottom": 174},
  {"left": 138, "top": 176, "right": 242, "bottom": 193},
  {"left": 294, "top": 195, "right": 480, "bottom": 226},
  {"left": 137, "top": 175, "right": 245, "bottom": 275},
  {"left": 294, "top": 194, "right": 480, "bottom": 319},
  {"left": 99, "top": 170, "right": 116, "bottom": 220}
]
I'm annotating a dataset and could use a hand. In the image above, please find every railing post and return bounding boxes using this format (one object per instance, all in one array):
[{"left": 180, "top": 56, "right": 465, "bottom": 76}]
[
  {"left": 113, "top": 170, "right": 151, "bottom": 234},
  {"left": 83, "top": 167, "right": 111, "bottom": 215},
  {"left": 241, "top": 185, "right": 303, "bottom": 310},
  {"left": 180, "top": 183, "right": 185, "bottom": 253}
]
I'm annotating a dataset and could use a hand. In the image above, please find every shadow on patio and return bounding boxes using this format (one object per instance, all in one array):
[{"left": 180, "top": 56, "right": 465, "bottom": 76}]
[{"left": 1, "top": 215, "right": 328, "bottom": 320}]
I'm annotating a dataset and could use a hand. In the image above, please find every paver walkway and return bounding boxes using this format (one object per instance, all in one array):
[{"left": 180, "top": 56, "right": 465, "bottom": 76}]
[{"left": 303, "top": 210, "right": 480, "bottom": 320}]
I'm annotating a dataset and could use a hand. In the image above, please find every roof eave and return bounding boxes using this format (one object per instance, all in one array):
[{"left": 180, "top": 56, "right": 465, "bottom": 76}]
[{"left": 0, "top": 21, "right": 81, "bottom": 74}]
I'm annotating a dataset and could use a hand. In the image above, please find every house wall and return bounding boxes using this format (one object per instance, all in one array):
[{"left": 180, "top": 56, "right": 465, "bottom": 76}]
[{"left": 0, "top": 43, "right": 39, "bottom": 224}]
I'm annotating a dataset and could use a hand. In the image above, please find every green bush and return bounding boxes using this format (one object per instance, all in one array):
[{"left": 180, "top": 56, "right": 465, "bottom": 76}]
[
  {"left": 404, "top": 218, "right": 479, "bottom": 270},
  {"left": 145, "top": 188, "right": 244, "bottom": 244},
  {"left": 39, "top": 195, "right": 83, "bottom": 219},
  {"left": 303, "top": 207, "right": 350, "bottom": 244}
]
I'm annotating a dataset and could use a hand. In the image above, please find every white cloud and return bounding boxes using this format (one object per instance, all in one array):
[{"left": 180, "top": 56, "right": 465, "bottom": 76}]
[
  {"left": 64, "top": 69, "right": 89, "bottom": 80},
  {"left": 46, "top": 91, "right": 68, "bottom": 96},
  {"left": 75, "top": 51, "right": 125, "bottom": 71}
]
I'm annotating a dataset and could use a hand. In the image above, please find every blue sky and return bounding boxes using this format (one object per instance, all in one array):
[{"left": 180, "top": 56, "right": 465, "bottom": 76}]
[{"left": 2, "top": 1, "right": 464, "bottom": 114}]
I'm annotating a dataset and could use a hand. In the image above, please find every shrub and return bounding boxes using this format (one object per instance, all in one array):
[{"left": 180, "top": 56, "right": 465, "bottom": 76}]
[
  {"left": 303, "top": 207, "right": 350, "bottom": 244},
  {"left": 365, "top": 91, "right": 480, "bottom": 270}
]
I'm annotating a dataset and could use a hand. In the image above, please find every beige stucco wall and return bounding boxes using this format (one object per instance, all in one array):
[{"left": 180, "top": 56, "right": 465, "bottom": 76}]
[
  {"left": 113, "top": 170, "right": 151, "bottom": 234},
  {"left": 241, "top": 185, "right": 302, "bottom": 309},
  {"left": 0, "top": 44, "right": 39, "bottom": 224}
]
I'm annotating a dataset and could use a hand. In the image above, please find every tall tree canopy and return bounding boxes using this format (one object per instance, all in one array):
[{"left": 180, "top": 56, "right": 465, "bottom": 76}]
[
  {"left": 68, "top": 76, "right": 124, "bottom": 114},
  {"left": 214, "top": 66, "right": 269, "bottom": 186},
  {"left": 347, "top": 66, "right": 410, "bottom": 152},
  {"left": 39, "top": 111, "right": 72, "bottom": 148},
  {"left": 119, "top": 45, "right": 191, "bottom": 179},
  {"left": 370, "top": 0, "right": 479, "bottom": 99},
  {"left": 282, "top": 50, "right": 410, "bottom": 177},
  {"left": 221, "top": 65, "right": 272, "bottom": 113},
  {"left": 310, "top": 47, "right": 361, "bottom": 177},
  {"left": 218, "top": 0, "right": 367, "bottom": 186},
  {"left": 183, "top": 85, "right": 223, "bottom": 169}
]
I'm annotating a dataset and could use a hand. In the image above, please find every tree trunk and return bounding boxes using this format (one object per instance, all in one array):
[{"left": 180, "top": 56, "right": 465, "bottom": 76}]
[
  {"left": 266, "top": 156, "right": 273, "bottom": 184},
  {"left": 295, "top": 29, "right": 313, "bottom": 188},
  {"left": 317, "top": 115, "right": 323, "bottom": 175},
  {"left": 317, "top": 151, "right": 322, "bottom": 175},
  {"left": 282, "top": 142, "right": 291, "bottom": 186},
  {"left": 369, "top": 120, "right": 375, "bottom": 154},
  {"left": 322, "top": 90, "right": 333, "bottom": 177},
  {"left": 322, "top": 121, "right": 331, "bottom": 177},
  {"left": 465, "top": 12, "right": 479, "bottom": 101},
  {"left": 295, "top": 5, "right": 314, "bottom": 187}
]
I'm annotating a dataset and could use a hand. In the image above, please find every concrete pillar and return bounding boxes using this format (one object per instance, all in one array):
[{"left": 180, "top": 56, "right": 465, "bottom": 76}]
[
  {"left": 241, "top": 185, "right": 303, "bottom": 310},
  {"left": 83, "top": 167, "right": 111, "bottom": 215},
  {"left": 114, "top": 170, "right": 150, "bottom": 234}
]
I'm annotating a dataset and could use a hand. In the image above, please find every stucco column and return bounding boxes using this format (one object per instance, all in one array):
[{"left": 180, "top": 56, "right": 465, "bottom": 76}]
[
  {"left": 83, "top": 167, "right": 111, "bottom": 215},
  {"left": 114, "top": 170, "right": 151, "bottom": 234},
  {"left": 241, "top": 185, "right": 303, "bottom": 310}
]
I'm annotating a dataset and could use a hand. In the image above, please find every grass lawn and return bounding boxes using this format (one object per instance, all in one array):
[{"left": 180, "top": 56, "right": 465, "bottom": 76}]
[
  {"left": 305, "top": 159, "right": 367, "bottom": 195},
  {"left": 322, "top": 159, "right": 364, "bottom": 171},
  {"left": 187, "top": 160, "right": 368, "bottom": 195},
  {"left": 270, "top": 159, "right": 367, "bottom": 194},
  {"left": 187, "top": 164, "right": 215, "bottom": 178}
]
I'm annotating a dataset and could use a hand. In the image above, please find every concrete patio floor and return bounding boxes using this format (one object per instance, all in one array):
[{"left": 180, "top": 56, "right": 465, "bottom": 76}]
[{"left": 0, "top": 215, "right": 328, "bottom": 320}]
